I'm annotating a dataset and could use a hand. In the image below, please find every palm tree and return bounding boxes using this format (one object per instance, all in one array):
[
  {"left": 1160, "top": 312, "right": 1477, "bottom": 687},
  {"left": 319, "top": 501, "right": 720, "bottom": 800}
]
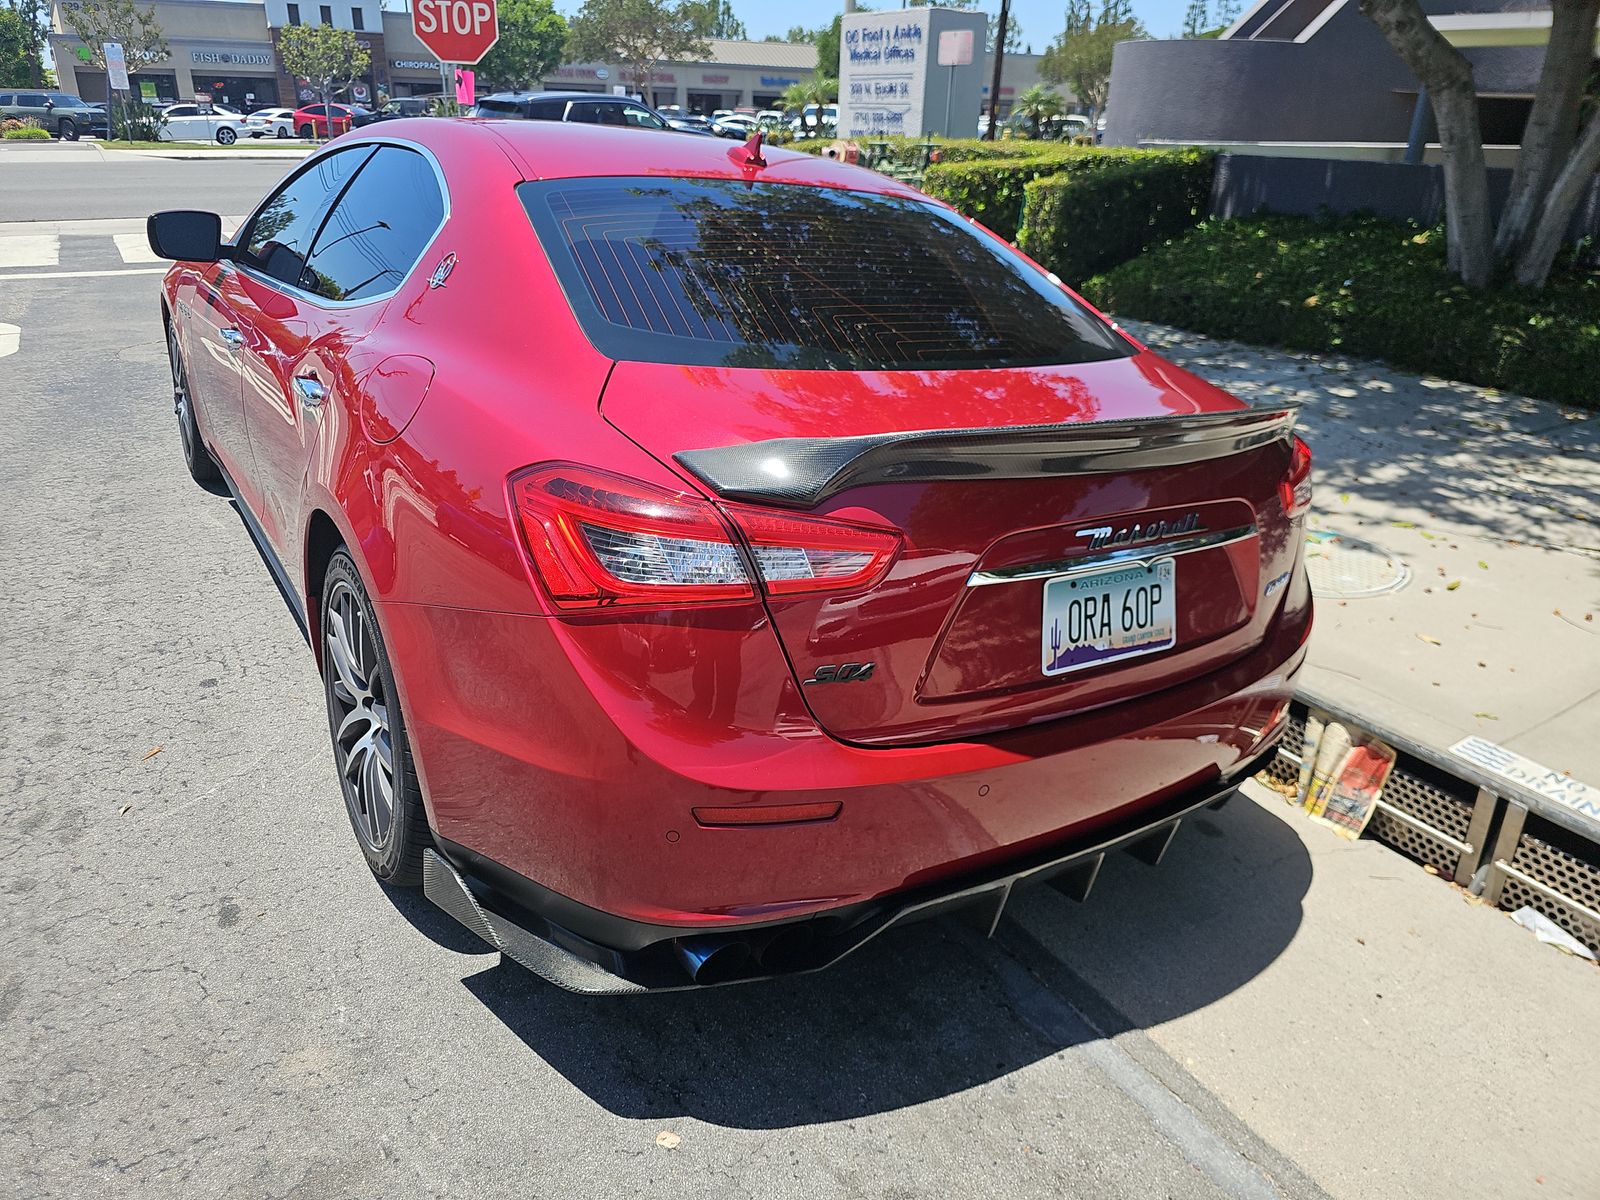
[
  {"left": 782, "top": 78, "right": 835, "bottom": 137},
  {"left": 1014, "top": 84, "right": 1063, "bottom": 140}
]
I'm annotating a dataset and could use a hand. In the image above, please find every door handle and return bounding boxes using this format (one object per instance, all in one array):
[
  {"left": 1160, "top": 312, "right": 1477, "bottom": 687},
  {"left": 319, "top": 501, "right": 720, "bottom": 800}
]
[
  {"left": 219, "top": 328, "right": 244, "bottom": 350},
  {"left": 293, "top": 375, "right": 327, "bottom": 408}
]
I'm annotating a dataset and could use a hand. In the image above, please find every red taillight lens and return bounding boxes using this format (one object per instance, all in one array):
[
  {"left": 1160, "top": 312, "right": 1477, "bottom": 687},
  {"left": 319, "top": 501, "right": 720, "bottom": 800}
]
[
  {"left": 721, "top": 502, "right": 901, "bottom": 597},
  {"left": 509, "top": 464, "right": 901, "bottom": 610},
  {"left": 1281, "top": 435, "right": 1312, "bottom": 520}
]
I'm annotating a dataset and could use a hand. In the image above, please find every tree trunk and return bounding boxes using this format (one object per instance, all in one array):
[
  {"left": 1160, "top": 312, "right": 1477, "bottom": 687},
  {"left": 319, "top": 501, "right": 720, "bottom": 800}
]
[
  {"left": 1360, "top": 0, "right": 1495, "bottom": 287},
  {"left": 1514, "top": 107, "right": 1600, "bottom": 286},
  {"left": 1493, "top": 0, "right": 1600, "bottom": 260}
]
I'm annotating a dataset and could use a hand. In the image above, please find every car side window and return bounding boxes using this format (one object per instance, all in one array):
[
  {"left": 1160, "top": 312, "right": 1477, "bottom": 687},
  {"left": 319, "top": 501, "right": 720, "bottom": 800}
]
[
  {"left": 20, "top": 93, "right": 46, "bottom": 106},
  {"left": 525, "top": 100, "right": 564, "bottom": 119},
  {"left": 621, "top": 104, "right": 665, "bottom": 129},
  {"left": 474, "top": 98, "right": 522, "bottom": 116},
  {"left": 301, "top": 146, "right": 444, "bottom": 302},
  {"left": 565, "top": 102, "right": 601, "bottom": 124},
  {"left": 239, "top": 146, "right": 373, "bottom": 289},
  {"left": 0, "top": 95, "right": 13, "bottom": 106},
  {"left": 166, "top": 105, "right": 196, "bottom": 116}
]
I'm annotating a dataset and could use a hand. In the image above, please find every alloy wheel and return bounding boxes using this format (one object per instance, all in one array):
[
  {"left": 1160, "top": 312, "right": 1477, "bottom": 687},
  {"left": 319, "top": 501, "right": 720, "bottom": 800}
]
[
  {"left": 168, "top": 323, "right": 195, "bottom": 459},
  {"left": 324, "top": 579, "right": 397, "bottom": 853}
]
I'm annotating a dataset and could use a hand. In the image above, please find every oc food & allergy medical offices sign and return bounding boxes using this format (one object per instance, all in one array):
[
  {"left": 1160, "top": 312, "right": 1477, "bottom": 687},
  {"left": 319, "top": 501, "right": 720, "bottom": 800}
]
[{"left": 837, "top": 7, "right": 987, "bottom": 139}]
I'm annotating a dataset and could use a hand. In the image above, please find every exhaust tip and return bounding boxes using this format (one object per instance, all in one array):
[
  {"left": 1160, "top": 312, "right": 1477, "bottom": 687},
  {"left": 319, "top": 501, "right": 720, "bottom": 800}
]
[
  {"left": 758, "top": 924, "right": 816, "bottom": 972},
  {"left": 674, "top": 937, "right": 753, "bottom": 985}
]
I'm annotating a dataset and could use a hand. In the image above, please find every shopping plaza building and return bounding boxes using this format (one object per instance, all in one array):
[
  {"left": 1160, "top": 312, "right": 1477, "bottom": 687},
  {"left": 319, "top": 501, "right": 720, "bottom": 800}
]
[{"left": 49, "top": 0, "right": 1062, "bottom": 120}]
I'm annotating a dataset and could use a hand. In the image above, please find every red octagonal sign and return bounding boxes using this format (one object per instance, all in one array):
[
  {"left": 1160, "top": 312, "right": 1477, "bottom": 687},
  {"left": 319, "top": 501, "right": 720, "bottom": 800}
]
[{"left": 412, "top": 0, "right": 499, "bottom": 66}]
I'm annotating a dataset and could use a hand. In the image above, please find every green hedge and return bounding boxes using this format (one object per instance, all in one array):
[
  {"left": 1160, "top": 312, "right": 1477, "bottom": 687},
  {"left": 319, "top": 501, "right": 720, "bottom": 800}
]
[
  {"left": 3, "top": 126, "right": 50, "bottom": 140},
  {"left": 1016, "top": 150, "right": 1216, "bottom": 285},
  {"left": 920, "top": 156, "right": 1076, "bottom": 241},
  {"left": 1079, "top": 213, "right": 1600, "bottom": 408}
]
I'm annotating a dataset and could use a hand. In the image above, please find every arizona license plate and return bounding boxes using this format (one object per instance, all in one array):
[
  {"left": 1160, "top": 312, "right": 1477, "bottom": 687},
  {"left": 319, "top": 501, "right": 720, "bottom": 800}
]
[{"left": 1041, "top": 558, "right": 1176, "bottom": 676}]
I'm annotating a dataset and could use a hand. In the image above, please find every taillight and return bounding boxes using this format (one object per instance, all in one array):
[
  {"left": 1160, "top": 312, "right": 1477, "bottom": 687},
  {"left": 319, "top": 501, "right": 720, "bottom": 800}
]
[
  {"left": 720, "top": 501, "right": 900, "bottom": 596},
  {"left": 1280, "top": 435, "right": 1312, "bottom": 520},
  {"left": 509, "top": 463, "right": 900, "bottom": 610}
]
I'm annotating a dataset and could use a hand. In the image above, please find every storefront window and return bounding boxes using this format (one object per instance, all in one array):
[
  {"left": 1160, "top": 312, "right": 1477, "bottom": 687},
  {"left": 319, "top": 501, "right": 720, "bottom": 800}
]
[{"left": 191, "top": 74, "right": 281, "bottom": 110}]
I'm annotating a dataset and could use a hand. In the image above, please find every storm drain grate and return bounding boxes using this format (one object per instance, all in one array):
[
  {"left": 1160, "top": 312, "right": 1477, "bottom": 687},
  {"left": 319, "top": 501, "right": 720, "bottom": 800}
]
[
  {"left": 1492, "top": 823, "right": 1600, "bottom": 956},
  {"left": 1304, "top": 530, "right": 1410, "bottom": 598},
  {"left": 1261, "top": 703, "right": 1483, "bottom": 881}
]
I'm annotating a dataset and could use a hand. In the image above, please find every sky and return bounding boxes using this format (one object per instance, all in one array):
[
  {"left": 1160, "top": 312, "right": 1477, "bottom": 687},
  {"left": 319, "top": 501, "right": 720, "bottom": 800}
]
[{"left": 547, "top": 0, "right": 1202, "bottom": 50}]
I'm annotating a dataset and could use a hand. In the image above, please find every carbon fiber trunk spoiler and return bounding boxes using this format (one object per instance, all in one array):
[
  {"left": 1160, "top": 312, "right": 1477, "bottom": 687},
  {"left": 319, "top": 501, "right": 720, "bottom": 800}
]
[{"left": 673, "top": 405, "right": 1302, "bottom": 509}]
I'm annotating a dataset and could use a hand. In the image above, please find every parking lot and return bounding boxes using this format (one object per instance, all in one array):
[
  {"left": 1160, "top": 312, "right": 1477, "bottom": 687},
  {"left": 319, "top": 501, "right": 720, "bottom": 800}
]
[{"left": 2, "top": 146, "right": 1597, "bottom": 1200}]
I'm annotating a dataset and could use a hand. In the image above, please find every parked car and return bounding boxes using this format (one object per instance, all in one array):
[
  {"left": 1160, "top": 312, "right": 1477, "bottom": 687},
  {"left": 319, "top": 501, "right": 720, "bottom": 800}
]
[
  {"left": 147, "top": 118, "right": 1311, "bottom": 994},
  {"left": 0, "top": 90, "right": 108, "bottom": 139},
  {"left": 370, "top": 96, "right": 434, "bottom": 121},
  {"left": 243, "top": 107, "right": 297, "bottom": 138},
  {"left": 158, "top": 103, "right": 250, "bottom": 145},
  {"left": 665, "top": 114, "right": 718, "bottom": 136},
  {"left": 468, "top": 91, "right": 670, "bottom": 130},
  {"left": 292, "top": 103, "right": 375, "bottom": 138}
]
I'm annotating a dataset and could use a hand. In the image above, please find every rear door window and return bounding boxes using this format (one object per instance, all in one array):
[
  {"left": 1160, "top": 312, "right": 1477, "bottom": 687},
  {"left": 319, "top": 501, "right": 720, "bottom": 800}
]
[
  {"left": 621, "top": 104, "right": 666, "bottom": 129},
  {"left": 474, "top": 98, "right": 523, "bottom": 116},
  {"left": 525, "top": 99, "right": 565, "bottom": 119},
  {"left": 518, "top": 177, "right": 1131, "bottom": 370},
  {"left": 239, "top": 145, "right": 374, "bottom": 288},
  {"left": 301, "top": 145, "right": 445, "bottom": 302}
]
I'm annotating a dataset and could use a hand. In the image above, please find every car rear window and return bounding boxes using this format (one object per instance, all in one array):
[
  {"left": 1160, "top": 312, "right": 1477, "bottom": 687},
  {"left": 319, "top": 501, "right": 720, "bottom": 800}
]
[{"left": 518, "top": 177, "right": 1131, "bottom": 370}]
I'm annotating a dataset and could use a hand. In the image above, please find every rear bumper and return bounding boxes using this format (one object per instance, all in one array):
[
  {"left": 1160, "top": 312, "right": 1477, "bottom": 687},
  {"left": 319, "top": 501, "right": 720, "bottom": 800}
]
[{"left": 424, "top": 737, "right": 1283, "bottom": 993}]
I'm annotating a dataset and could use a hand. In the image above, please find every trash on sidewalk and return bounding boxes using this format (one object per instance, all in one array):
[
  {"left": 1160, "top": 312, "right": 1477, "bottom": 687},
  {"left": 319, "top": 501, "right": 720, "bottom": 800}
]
[
  {"left": 1509, "top": 906, "right": 1598, "bottom": 963},
  {"left": 1288, "top": 709, "right": 1398, "bottom": 839}
]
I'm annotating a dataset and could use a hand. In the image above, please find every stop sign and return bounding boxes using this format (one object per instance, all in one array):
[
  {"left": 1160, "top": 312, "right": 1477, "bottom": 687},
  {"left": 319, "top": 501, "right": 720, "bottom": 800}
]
[{"left": 412, "top": 0, "right": 499, "bottom": 65}]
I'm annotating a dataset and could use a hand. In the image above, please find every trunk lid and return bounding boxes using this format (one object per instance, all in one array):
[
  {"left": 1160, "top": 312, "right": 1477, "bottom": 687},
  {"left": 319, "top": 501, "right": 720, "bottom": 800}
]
[{"left": 602, "top": 352, "right": 1301, "bottom": 746}]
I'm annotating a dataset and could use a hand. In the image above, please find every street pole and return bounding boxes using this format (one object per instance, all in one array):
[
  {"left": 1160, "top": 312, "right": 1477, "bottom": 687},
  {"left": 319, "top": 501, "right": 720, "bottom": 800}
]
[
  {"left": 942, "top": 62, "right": 953, "bottom": 138},
  {"left": 984, "top": 0, "right": 1009, "bottom": 140},
  {"left": 439, "top": 60, "right": 453, "bottom": 112}
]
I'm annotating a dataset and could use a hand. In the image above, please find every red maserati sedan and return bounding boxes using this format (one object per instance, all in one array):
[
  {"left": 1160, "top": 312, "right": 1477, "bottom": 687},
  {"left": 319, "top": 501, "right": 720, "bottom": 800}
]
[{"left": 148, "top": 120, "right": 1312, "bottom": 992}]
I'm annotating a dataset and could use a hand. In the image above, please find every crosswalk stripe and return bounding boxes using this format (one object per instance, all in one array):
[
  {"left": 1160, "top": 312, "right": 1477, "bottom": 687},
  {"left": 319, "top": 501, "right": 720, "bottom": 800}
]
[
  {"left": 0, "top": 234, "right": 60, "bottom": 269},
  {"left": 112, "top": 233, "right": 162, "bottom": 264}
]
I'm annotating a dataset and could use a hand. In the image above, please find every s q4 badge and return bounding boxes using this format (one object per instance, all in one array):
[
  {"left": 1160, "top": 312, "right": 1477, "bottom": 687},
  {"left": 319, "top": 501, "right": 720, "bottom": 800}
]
[{"left": 804, "top": 662, "right": 875, "bottom": 685}]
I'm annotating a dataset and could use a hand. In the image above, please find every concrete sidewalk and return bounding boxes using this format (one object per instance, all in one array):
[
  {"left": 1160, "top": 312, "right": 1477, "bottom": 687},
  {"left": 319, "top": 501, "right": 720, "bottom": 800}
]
[{"left": 1122, "top": 318, "right": 1600, "bottom": 791}]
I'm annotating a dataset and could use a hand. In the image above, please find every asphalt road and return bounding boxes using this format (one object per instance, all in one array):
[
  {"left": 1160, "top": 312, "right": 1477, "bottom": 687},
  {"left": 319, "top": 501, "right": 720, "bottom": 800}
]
[
  {"left": 2, "top": 150, "right": 1596, "bottom": 1200},
  {"left": 0, "top": 141, "right": 291, "bottom": 221}
]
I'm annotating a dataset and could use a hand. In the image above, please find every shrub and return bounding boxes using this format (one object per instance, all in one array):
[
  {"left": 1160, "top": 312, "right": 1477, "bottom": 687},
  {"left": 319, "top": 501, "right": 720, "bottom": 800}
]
[
  {"left": 920, "top": 155, "right": 1077, "bottom": 241},
  {"left": 1080, "top": 213, "right": 1600, "bottom": 407},
  {"left": 922, "top": 146, "right": 1194, "bottom": 244},
  {"left": 1016, "top": 150, "right": 1215, "bottom": 284},
  {"left": 3, "top": 118, "right": 49, "bottom": 141}
]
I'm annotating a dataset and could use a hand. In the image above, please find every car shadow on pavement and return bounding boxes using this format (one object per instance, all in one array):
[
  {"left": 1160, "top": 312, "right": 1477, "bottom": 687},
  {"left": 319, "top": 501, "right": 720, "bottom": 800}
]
[{"left": 421, "top": 792, "right": 1312, "bottom": 1129}]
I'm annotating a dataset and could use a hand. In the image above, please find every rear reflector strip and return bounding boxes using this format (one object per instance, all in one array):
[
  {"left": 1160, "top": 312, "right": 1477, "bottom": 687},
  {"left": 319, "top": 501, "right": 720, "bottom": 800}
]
[{"left": 692, "top": 801, "right": 843, "bottom": 827}]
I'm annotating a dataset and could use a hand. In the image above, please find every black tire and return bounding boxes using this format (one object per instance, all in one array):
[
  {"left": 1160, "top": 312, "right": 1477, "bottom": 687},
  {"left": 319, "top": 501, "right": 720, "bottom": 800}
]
[
  {"left": 276, "top": 125, "right": 289, "bottom": 139},
  {"left": 166, "top": 320, "right": 220, "bottom": 485},
  {"left": 58, "top": 118, "right": 77, "bottom": 141},
  {"left": 298, "top": 123, "right": 314, "bottom": 139},
  {"left": 216, "top": 125, "right": 237, "bottom": 145},
  {"left": 321, "top": 552, "right": 430, "bottom": 886}
]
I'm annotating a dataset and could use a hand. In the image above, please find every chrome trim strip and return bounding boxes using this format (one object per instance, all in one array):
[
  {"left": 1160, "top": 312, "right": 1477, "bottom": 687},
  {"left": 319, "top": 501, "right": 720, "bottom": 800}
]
[{"left": 966, "top": 524, "right": 1258, "bottom": 586}]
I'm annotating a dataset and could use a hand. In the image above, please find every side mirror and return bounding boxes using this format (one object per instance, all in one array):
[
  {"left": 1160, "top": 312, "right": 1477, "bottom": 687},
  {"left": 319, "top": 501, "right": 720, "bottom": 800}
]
[{"left": 146, "top": 210, "right": 226, "bottom": 263}]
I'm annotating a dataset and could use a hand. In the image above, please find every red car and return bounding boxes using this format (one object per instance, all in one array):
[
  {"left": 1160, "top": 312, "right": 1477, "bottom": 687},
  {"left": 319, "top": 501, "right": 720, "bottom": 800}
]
[
  {"left": 147, "top": 120, "right": 1312, "bottom": 992},
  {"left": 292, "top": 102, "right": 360, "bottom": 138}
]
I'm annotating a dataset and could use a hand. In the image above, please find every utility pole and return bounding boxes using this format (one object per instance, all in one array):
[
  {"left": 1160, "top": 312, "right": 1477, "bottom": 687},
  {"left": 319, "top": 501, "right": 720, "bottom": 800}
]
[{"left": 983, "top": 0, "right": 1008, "bottom": 139}]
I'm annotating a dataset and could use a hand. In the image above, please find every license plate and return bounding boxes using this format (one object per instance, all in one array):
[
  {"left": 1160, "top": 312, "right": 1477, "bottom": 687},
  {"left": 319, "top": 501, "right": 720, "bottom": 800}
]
[{"left": 1041, "top": 558, "right": 1176, "bottom": 676}]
